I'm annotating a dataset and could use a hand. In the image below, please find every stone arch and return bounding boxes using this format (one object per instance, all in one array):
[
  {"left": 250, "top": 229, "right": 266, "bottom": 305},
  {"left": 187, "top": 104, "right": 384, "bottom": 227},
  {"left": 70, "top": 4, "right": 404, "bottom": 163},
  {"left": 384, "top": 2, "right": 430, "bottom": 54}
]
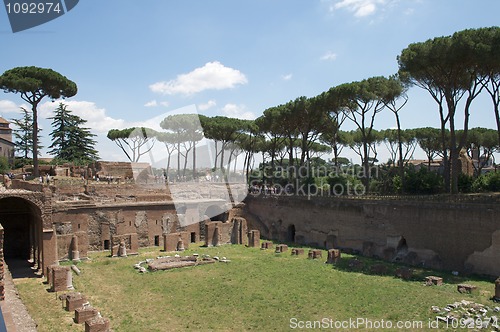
[
  {"left": 0, "top": 196, "right": 44, "bottom": 271},
  {"left": 397, "top": 236, "right": 408, "bottom": 252}
]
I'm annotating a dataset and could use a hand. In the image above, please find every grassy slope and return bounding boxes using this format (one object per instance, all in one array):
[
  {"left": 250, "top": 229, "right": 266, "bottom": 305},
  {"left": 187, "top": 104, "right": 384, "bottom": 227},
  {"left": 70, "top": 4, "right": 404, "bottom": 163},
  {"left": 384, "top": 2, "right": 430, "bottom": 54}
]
[{"left": 15, "top": 244, "right": 497, "bottom": 331}]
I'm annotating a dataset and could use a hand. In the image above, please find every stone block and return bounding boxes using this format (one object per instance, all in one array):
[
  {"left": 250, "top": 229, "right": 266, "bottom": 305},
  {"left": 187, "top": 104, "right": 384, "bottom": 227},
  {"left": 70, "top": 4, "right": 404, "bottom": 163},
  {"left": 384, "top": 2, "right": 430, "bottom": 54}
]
[
  {"left": 308, "top": 249, "right": 322, "bottom": 259},
  {"left": 51, "top": 266, "right": 71, "bottom": 292},
  {"left": 425, "top": 276, "right": 443, "bottom": 286},
  {"left": 326, "top": 249, "right": 341, "bottom": 264},
  {"left": 261, "top": 241, "right": 273, "bottom": 250},
  {"left": 75, "top": 306, "right": 99, "bottom": 324},
  {"left": 457, "top": 284, "right": 478, "bottom": 294},
  {"left": 291, "top": 248, "right": 304, "bottom": 256},
  {"left": 275, "top": 244, "right": 288, "bottom": 253},
  {"left": 85, "top": 317, "right": 110, "bottom": 332},
  {"left": 247, "top": 230, "right": 260, "bottom": 247},
  {"left": 65, "top": 292, "right": 86, "bottom": 311}
]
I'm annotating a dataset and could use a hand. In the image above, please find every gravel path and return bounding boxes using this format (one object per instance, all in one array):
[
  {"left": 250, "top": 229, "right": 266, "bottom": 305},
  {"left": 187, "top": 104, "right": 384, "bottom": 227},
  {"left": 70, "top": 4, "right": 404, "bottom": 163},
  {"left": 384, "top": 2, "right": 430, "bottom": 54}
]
[{"left": 3, "top": 263, "right": 38, "bottom": 332}]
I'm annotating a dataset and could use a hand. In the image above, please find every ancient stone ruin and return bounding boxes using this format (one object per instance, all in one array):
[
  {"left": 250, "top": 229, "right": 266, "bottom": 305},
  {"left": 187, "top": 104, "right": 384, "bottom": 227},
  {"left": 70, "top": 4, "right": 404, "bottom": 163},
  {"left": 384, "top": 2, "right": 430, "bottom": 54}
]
[
  {"left": 146, "top": 255, "right": 216, "bottom": 272},
  {"left": 425, "top": 276, "right": 443, "bottom": 286},
  {"left": 457, "top": 284, "right": 478, "bottom": 294},
  {"left": 308, "top": 249, "right": 322, "bottom": 259},
  {"left": 326, "top": 249, "right": 341, "bottom": 264},
  {"left": 261, "top": 241, "right": 273, "bottom": 250},
  {"left": 275, "top": 244, "right": 288, "bottom": 253},
  {"left": 291, "top": 248, "right": 304, "bottom": 256}
]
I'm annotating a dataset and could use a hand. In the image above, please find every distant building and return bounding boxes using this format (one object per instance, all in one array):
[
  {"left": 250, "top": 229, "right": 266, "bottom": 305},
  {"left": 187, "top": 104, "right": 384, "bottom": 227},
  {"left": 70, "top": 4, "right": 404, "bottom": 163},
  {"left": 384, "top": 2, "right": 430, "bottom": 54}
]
[
  {"left": 406, "top": 159, "right": 444, "bottom": 173},
  {"left": 0, "top": 117, "right": 14, "bottom": 160}
]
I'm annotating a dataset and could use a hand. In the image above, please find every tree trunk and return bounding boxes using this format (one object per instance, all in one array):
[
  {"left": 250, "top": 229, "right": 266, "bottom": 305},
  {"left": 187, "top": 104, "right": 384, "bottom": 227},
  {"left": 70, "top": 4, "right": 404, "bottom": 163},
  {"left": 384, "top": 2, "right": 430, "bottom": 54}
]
[
  {"left": 396, "top": 113, "right": 404, "bottom": 193},
  {"left": 32, "top": 103, "right": 39, "bottom": 177},
  {"left": 192, "top": 141, "right": 197, "bottom": 181},
  {"left": 362, "top": 140, "right": 370, "bottom": 190}
]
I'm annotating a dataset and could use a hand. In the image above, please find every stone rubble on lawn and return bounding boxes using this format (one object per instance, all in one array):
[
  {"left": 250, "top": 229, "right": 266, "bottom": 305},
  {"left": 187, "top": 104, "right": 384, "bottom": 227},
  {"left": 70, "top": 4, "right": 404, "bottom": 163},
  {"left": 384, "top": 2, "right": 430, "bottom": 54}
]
[{"left": 430, "top": 300, "right": 499, "bottom": 329}]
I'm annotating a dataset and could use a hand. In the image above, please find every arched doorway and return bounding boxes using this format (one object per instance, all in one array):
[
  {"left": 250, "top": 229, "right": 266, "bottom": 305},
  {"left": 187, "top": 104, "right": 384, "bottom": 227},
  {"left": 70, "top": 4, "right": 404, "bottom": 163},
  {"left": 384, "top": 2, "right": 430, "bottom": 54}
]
[
  {"left": 0, "top": 197, "right": 43, "bottom": 275},
  {"left": 286, "top": 224, "right": 296, "bottom": 243}
]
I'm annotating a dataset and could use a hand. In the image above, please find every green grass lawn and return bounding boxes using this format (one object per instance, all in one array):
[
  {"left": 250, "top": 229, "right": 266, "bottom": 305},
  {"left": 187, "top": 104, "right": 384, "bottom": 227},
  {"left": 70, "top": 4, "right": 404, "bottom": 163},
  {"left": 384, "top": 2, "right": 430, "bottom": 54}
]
[{"left": 14, "top": 243, "right": 498, "bottom": 331}]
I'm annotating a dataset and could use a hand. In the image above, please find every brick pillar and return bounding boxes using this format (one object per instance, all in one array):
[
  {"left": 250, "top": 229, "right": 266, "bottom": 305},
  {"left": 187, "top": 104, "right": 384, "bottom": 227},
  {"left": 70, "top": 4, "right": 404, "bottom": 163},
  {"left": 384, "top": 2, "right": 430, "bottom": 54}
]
[
  {"left": 163, "top": 233, "right": 179, "bottom": 252},
  {"left": 247, "top": 230, "right": 260, "bottom": 247},
  {"left": 42, "top": 229, "right": 58, "bottom": 275},
  {"left": 51, "top": 266, "right": 71, "bottom": 292},
  {"left": 65, "top": 292, "right": 86, "bottom": 311},
  {"left": 75, "top": 306, "right": 99, "bottom": 324},
  {"left": 326, "top": 249, "right": 341, "bottom": 264},
  {"left": 85, "top": 317, "right": 110, "bottom": 332}
]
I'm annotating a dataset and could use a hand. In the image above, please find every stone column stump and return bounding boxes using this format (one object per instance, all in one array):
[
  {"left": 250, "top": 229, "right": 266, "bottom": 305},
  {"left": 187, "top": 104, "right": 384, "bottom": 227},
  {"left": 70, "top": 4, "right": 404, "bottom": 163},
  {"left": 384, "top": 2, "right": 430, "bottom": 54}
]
[
  {"left": 51, "top": 266, "right": 71, "bottom": 292},
  {"left": 247, "top": 230, "right": 260, "bottom": 247},
  {"left": 85, "top": 317, "right": 110, "bottom": 332},
  {"left": 75, "top": 306, "right": 99, "bottom": 324},
  {"left": 425, "top": 276, "right": 443, "bottom": 286},
  {"left": 308, "top": 249, "right": 322, "bottom": 259},
  {"left": 261, "top": 241, "right": 273, "bottom": 250},
  {"left": 65, "top": 292, "right": 86, "bottom": 311},
  {"left": 326, "top": 249, "right": 341, "bottom": 264},
  {"left": 275, "top": 244, "right": 288, "bottom": 253}
]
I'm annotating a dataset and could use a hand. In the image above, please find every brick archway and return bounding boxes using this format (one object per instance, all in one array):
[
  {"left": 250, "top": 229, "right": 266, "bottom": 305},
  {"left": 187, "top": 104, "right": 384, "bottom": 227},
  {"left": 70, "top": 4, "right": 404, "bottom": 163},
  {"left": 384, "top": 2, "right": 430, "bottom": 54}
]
[
  {"left": 0, "top": 197, "right": 43, "bottom": 268},
  {"left": 0, "top": 193, "right": 56, "bottom": 274}
]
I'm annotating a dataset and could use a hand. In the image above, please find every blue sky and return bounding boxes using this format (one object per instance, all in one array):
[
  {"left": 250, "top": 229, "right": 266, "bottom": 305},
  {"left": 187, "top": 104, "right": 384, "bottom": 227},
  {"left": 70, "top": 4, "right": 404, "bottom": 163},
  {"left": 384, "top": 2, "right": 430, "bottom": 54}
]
[{"left": 0, "top": 0, "right": 499, "bottom": 163}]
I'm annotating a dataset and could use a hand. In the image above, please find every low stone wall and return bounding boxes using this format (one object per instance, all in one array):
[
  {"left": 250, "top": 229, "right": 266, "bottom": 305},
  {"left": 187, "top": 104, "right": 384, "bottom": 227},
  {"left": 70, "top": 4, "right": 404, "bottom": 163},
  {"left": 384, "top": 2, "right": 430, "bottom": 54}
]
[
  {"left": 11, "top": 179, "right": 43, "bottom": 192},
  {"left": 241, "top": 196, "right": 500, "bottom": 277}
]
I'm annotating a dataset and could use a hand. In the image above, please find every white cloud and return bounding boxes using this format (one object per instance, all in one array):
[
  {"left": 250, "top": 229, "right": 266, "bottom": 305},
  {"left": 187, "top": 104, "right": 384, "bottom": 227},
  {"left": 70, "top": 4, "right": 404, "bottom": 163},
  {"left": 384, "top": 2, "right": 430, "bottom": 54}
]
[
  {"left": 282, "top": 73, "right": 293, "bottom": 81},
  {"left": 144, "top": 100, "right": 169, "bottom": 108},
  {"left": 39, "top": 100, "right": 126, "bottom": 134},
  {"left": 221, "top": 103, "right": 255, "bottom": 120},
  {"left": 198, "top": 100, "right": 217, "bottom": 111},
  {"left": 150, "top": 61, "right": 248, "bottom": 95},
  {"left": 0, "top": 99, "right": 27, "bottom": 114},
  {"left": 321, "top": 51, "right": 337, "bottom": 61},
  {"left": 330, "top": 0, "right": 392, "bottom": 17},
  {"left": 144, "top": 100, "right": 158, "bottom": 107}
]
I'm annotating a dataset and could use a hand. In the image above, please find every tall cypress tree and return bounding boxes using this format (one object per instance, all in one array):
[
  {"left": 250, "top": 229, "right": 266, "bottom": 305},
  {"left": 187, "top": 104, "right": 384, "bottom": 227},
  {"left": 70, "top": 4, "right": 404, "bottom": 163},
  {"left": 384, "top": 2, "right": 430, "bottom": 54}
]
[
  {"left": 48, "top": 103, "right": 99, "bottom": 164},
  {"left": 11, "top": 107, "right": 43, "bottom": 159}
]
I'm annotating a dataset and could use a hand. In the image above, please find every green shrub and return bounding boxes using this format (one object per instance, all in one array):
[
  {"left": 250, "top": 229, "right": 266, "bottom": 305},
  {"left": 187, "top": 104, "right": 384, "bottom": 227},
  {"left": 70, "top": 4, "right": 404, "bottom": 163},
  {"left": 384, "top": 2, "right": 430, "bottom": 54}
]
[
  {"left": 0, "top": 156, "right": 10, "bottom": 173},
  {"left": 403, "top": 167, "right": 444, "bottom": 194},
  {"left": 473, "top": 171, "right": 500, "bottom": 192}
]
